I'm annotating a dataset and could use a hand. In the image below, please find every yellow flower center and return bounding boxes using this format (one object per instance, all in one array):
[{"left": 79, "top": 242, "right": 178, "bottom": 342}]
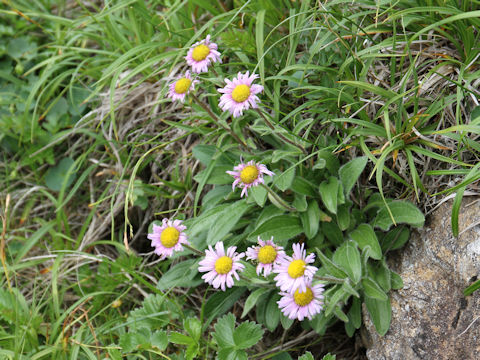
[
  {"left": 215, "top": 256, "right": 233, "bottom": 274},
  {"left": 160, "top": 227, "right": 180, "bottom": 248},
  {"left": 231, "top": 84, "right": 251, "bottom": 103},
  {"left": 293, "top": 287, "right": 314, "bottom": 307},
  {"left": 174, "top": 78, "right": 192, "bottom": 94},
  {"left": 257, "top": 245, "right": 277, "bottom": 264},
  {"left": 191, "top": 44, "right": 210, "bottom": 61},
  {"left": 287, "top": 259, "right": 306, "bottom": 279},
  {"left": 239, "top": 165, "right": 258, "bottom": 184}
]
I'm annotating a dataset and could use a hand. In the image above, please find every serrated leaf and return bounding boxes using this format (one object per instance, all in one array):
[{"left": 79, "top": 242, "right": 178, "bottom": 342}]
[
  {"left": 319, "top": 177, "right": 340, "bottom": 214},
  {"left": 350, "top": 224, "right": 382, "bottom": 260},
  {"left": 128, "top": 294, "right": 170, "bottom": 330},
  {"left": 298, "top": 352, "right": 314, "bottom": 360},
  {"left": 339, "top": 156, "right": 368, "bottom": 196},
  {"left": 374, "top": 201, "right": 424, "bottom": 230},
  {"left": 233, "top": 320, "right": 264, "bottom": 349},
  {"left": 150, "top": 330, "right": 168, "bottom": 351},
  {"left": 218, "top": 348, "right": 248, "bottom": 360},
  {"left": 119, "top": 332, "right": 147, "bottom": 352},
  {"left": 184, "top": 317, "right": 201, "bottom": 341},
  {"left": 213, "top": 313, "right": 236, "bottom": 348},
  {"left": 169, "top": 332, "right": 194, "bottom": 345}
]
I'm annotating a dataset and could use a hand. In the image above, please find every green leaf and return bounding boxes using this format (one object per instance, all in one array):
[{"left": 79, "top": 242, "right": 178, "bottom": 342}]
[
  {"left": 233, "top": 320, "right": 264, "bottom": 349},
  {"left": 264, "top": 293, "right": 280, "bottom": 331},
  {"left": 248, "top": 215, "right": 303, "bottom": 246},
  {"left": 274, "top": 167, "right": 296, "bottom": 192},
  {"left": 464, "top": 278, "right": 480, "bottom": 296},
  {"left": 374, "top": 201, "right": 425, "bottom": 230},
  {"left": 339, "top": 156, "right": 368, "bottom": 196},
  {"left": 241, "top": 288, "right": 270, "bottom": 318},
  {"left": 336, "top": 204, "right": 350, "bottom": 231},
  {"left": 250, "top": 184, "right": 267, "bottom": 207},
  {"left": 348, "top": 297, "right": 362, "bottom": 329},
  {"left": 298, "top": 352, "right": 314, "bottom": 360},
  {"left": 315, "top": 249, "right": 348, "bottom": 279},
  {"left": 321, "top": 354, "right": 336, "bottom": 360},
  {"left": 186, "top": 204, "right": 230, "bottom": 238},
  {"left": 45, "top": 157, "right": 76, "bottom": 191},
  {"left": 362, "top": 278, "right": 388, "bottom": 301},
  {"left": 372, "top": 261, "right": 391, "bottom": 292},
  {"left": 300, "top": 200, "right": 320, "bottom": 239},
  {"left": 319, "top": 177, "right": 340, "bottom": 214},
  {"left": 321, "top": 221, "right": 344, "bottom": 246},
  {"left": 333, "top": 241, "right": 362, "bottom": 284},
  {"left": 350, "top": 224, "right": 382, "bottom": 260},
  {"left": 213, "top": 313, "right": 235, "bottom": 348},
  {"left": 291, "top": 176, "right": 317, "bottom": 196},
  {"left": 293, "top": 193, "right": 308, "bottom": 212},
  {"left": 184, "top": 317, "right": 201, "bottom": 342},
  {"left": 364, "top": 297, "right": 391, "bottom": 336},
  {"left": 150, "top": 330, "right": 168, "bottom": 351},
  {"left": 192, "top": 144, "right": 216, "bottom": 166},
  {"left": 157, "top": 259, "right": 201, "bottom": 290},
  {"left": 381, "top": 226, "right": 410, "bottom": 252},
  {"left": 280, "top": 314, "right": 294, "bottom": 330},
  {"left": 218, "top": 349, "right": 248, "bottom": 360},
  {"left": 391, "top": 271, "right": 404, "bottom": 290},
  {"left": 325, "top": 286, "right": 346, "bottom": 317},
  {"left": 204, "top": 287, "right": 246, "bottom": 327},
  {"left": 207, "top": 200, "right": 251, "bottom": 245},
  {"left": 169, "top": 332, "right": 194, "bottom": 345}
]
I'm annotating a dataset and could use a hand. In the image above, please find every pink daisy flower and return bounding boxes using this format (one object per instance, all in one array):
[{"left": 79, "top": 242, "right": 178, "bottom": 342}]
[
  {"left": 185, "top": 35, "right": 221, "bottom": 73},
  {"left": 198, "top": 242, "right": 245, "bottom": 291},
  {"left": 277, "top": 282, "right": 325, "bottom": 321},
  {"left": 168, "top": 71, "right": 197, "bottom": 102},
  {"left": 147, "top": 219, "right": 189, "bottom": 260},
  {"left": 226, "top": 160, "right": 274, "bottom": 197},
  {"left": 273, "top": 243, "right": 318, "bottom": 294},
  {"left": 246, "top": 236, "right": 286, "bottom": 277},
  {"left": 218, "top": 71, "right": 263, "bottom": 118}
]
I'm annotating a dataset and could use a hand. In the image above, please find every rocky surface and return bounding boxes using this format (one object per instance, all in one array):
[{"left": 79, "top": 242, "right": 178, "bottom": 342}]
[{"left": 363, "top": 198, "right": 480, "bottom": 360}]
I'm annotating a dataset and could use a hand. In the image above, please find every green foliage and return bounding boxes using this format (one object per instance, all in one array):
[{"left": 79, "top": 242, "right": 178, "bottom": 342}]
[
  {"left": 2, "top": 0, "right": 479, "bottom": 357},
  {"left": 213, "top": 313, "right": 264, "bottom": 360}
]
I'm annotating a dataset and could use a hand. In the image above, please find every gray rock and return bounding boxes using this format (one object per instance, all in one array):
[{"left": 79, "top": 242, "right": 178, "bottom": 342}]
[{"left": 363, "top": 198, "right": 480, "bottom": 360}]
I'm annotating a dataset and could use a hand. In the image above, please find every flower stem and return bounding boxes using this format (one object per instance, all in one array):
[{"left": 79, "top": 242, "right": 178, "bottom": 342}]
[
  {"left": 255, "top": 108, "right": 307, "bottom": 155},
  {"left": 183, "top": 243, "right": 204, "bottom": 256},
  {"left": 192, "top": 94, "right": 250, "bottom": 150},
  {"left": 260, "top": 183, "right": 296, "bottom": 212}
]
